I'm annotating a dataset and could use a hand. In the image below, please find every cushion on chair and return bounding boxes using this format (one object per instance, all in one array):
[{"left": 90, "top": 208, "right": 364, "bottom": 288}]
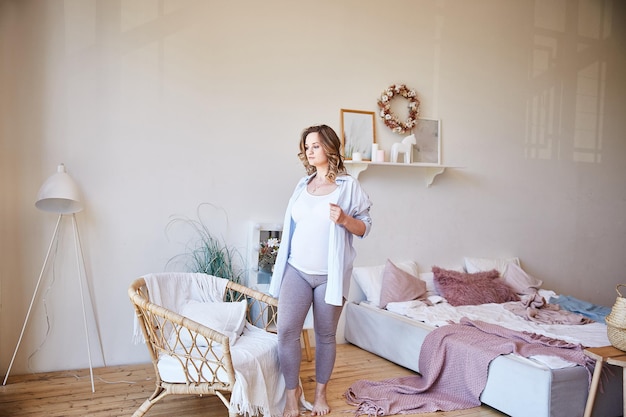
[{"left": 179, "top": 299, "right": 247, "bottom": 346}]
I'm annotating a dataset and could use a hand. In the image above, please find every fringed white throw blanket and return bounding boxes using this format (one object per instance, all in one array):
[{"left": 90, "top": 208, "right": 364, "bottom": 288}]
[
  {"left": 229, "top": 323, "right": 286, "bottom": 417},
  {"left": 345, "top": 318, "right": 594, "bottom": 416}
]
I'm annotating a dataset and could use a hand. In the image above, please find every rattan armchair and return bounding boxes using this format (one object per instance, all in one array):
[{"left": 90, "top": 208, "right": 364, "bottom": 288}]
[{"left": 128, "top": 275, "right": 279, "bottom": 417}]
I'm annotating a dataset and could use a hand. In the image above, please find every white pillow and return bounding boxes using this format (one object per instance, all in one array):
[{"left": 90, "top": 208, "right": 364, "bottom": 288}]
[
  {"left": 419, "top": 272, "right": 437, "bottom": 295},
  {"left": 464, "top": 256, "right": 520, "bottom": 275},
  {"left": 352, "top": 260, "right": 418, "bottom": 307},
  {"left": 178, "top": 300, "right": 247, "bottom": 347}
]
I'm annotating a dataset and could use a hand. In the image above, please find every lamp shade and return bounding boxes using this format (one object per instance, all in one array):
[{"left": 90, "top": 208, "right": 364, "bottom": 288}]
[{"left": 35, "top": 163, "right": 83, "bottom": 214}]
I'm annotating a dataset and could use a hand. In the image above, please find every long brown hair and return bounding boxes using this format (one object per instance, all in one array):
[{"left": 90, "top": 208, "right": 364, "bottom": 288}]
[{"left": 297, "top": 124, "right": 346, "bottom": 181}]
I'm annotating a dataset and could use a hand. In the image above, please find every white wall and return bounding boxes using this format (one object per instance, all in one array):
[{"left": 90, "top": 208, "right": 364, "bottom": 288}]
[{"left": 1, "top": 0, "right": 625, "bottom": 374}]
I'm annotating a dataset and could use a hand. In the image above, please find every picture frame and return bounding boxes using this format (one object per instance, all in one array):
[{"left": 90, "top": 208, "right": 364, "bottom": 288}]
[
  {"left": 412, "top": 118, "right": 441, "bottom": 164},
  {"left": 248, "top": 222, "right": 282, "bottom": 291},
  {"left": 340, "top": 109, "right": 376, "bottom": 160}
]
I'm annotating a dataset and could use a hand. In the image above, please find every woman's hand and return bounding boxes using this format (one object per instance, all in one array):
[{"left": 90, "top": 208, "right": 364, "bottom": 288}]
[
  {"left": 329, "top": 203, "right": 366, "bottom": 237},
  {"left": 329, "top": 203, "right": 345, "bottom": 224}
]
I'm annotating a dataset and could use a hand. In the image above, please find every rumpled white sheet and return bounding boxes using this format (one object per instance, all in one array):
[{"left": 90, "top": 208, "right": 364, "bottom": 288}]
[
  {"left": 132, "top": 272, "right": 228, "bottom": 344},
  {"left": 384, "top": 291, "right": 610, "bottom": 369}
]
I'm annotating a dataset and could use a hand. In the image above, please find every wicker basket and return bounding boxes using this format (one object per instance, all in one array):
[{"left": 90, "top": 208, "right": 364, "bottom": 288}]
[{"left": 606, "top": 284, "right": 626, "bottom": 351}]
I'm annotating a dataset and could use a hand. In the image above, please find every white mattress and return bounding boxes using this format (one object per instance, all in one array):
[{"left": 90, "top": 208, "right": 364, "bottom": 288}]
[{"left": 344, "top": 301, "right": 623, "bottom": 417}]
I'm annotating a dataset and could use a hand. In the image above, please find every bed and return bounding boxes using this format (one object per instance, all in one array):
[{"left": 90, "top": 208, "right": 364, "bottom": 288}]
[{"left": 343, "top": 258, "right": 622, "bottom": 417}]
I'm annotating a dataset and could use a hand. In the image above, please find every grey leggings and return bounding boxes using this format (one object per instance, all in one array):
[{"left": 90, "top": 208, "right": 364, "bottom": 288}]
[{"left": 277, "top": 263, "right": 343, "bottom": 389}]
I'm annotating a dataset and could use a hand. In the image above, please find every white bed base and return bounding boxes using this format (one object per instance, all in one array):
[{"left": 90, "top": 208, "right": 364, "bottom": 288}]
[{"left": 344, "top": 301, "right": 622, "bottom": 417}]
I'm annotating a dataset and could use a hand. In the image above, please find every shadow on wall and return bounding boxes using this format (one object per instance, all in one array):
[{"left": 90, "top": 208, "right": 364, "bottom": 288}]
[{"left": 525, "top": 1, "right": 615, "bottom": 164}]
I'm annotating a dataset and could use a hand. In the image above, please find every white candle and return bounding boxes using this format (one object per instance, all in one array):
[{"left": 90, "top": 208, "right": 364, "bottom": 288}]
[
  {"left": 377, "top": 149, "right": 385, "bottom": 162},
  {"left": 371, "top": 144, "right": 379, "bottom": 161},
  {"left": 352, "top": 152, "right": 362, "bottom": 161}
]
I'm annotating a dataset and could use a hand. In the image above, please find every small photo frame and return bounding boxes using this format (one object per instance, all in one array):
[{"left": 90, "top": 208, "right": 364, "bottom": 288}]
[
  {"left": 340, "top": 109, "right": 376, "bottom": 160},
  {"left": 413, "top": 118, "right": 441, "bottom": 164}
]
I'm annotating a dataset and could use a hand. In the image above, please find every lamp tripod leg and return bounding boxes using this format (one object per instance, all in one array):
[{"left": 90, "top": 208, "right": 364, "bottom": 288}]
[
  {"left": 2, "top": 214, "right": 63, "bottom": 386},
  {"left": 71, "top": 213, "right": 96, "bottom": 393}
]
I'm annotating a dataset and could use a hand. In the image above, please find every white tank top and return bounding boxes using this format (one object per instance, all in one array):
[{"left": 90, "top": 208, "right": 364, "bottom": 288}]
[{"left": 288, "top": 188, "right": 338, "bottom": 274}]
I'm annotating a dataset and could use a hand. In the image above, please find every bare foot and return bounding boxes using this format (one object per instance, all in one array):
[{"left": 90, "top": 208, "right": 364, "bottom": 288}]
[
  {"left": 283, "top": 386, "right": 302, "bottom": 417},
  {"left": 311, "top": 383, "right": 330, "bottom": 416}
]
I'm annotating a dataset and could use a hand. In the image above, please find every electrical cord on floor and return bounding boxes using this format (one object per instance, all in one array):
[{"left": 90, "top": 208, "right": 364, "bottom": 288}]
[
  {"left": 26, "top": 236, "right": 60, "bottom": 374},
  {"left": 60, "top": 372, "right": 143, "bottom": 385}
]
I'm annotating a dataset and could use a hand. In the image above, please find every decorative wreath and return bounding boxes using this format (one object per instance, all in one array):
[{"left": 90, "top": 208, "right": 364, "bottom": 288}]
[{"left": 377, "top": 84, "right": 420, "bottom": 134}]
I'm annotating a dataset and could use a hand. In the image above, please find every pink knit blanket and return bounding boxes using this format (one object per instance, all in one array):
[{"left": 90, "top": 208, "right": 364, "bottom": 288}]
[{"left": 345, "top": 318, "right": 594, "bottom": 416}]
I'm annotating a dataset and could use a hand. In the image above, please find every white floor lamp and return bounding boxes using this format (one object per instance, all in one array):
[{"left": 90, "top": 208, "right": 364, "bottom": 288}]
[{"left": 2, "top": 163, "right": 102, "bottom": 392}]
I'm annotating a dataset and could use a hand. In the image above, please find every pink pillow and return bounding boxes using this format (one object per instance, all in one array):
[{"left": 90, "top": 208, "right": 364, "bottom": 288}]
[
  {"left": 379, "top": 260, "right": 427, "bottom": 308},
  {"left": 432, "top": 266, "right": 519, "bottom": 306}
]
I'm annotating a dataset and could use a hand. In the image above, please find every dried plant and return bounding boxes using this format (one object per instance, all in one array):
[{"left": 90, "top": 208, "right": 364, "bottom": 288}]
[{"left": 166, "top": 203, "right": 244, "bottom": 285}]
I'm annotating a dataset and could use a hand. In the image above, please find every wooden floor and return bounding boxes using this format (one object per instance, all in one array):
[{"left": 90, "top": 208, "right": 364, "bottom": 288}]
[{"left": 0, "top": 343, "right": 505, "bottom": 417}]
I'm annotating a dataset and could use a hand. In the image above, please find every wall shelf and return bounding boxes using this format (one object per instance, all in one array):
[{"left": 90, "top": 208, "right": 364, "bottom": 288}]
[{"left": 344, "top": 161, "right": 455, "bottom": 187}]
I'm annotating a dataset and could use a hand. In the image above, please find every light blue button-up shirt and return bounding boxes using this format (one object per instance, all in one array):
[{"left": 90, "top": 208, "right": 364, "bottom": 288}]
[{"left": 269, "top": 173, "right": 372, "bottom": 306}]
